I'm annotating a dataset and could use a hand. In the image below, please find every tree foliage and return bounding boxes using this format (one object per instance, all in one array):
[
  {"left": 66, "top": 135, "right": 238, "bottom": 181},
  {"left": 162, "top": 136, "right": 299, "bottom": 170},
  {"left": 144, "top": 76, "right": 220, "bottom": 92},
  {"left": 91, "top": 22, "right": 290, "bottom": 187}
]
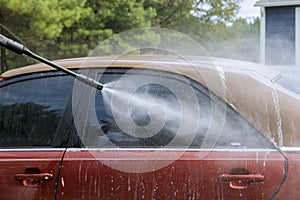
[
  {"left": 193, "top": 0, "right": 240, "bottom": 23},
  {"left": 0, "top": 0, "right": 260, "bottom": 72}
]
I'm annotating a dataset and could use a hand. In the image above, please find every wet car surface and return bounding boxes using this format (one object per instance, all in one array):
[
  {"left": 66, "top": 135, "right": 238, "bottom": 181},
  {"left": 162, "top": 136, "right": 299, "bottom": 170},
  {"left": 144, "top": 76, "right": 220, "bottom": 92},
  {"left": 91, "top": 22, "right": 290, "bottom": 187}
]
[{"left": 0, "top": 56, "right": 299, "bottom": 199}]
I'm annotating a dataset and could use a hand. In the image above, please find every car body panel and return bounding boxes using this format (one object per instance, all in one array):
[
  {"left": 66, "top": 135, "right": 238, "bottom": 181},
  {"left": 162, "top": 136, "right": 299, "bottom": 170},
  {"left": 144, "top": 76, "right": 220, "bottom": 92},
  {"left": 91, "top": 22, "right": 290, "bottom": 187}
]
[
  {"left": 56, "top": 149, "right": 286, "bottom": 200},
  {"left": 275, "top": 149, "right": 300, "bottom": 199},
  {"left": 0, "top": 149, "right": 64, "bottom": 200}
]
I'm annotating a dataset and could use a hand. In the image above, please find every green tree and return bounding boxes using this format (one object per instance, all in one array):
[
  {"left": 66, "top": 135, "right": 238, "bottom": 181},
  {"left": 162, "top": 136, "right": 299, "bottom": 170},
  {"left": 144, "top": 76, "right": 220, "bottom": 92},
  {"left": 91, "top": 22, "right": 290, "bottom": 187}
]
[
  {"left": 0, "top": 0, "right": 157, "bottom": 71},
  {"left": 0, "top": 0, "right": 260, "bottom": 72},
  {"left": 197, "top": 17, "right": 260, "bottom": 62},
  {"left": 57, "top": 0, "right": 156, "bottom": 58},
  {"left": 144, "top": 0, "right": 240, "bottom": 28},
  {"left": 153, "top": 0, "right": 259, "bottom": 62},
  {"left": 193, "top": 0, "right": 240, "bottom": 23},
  {"left": 143, "top": 0, "right": 259, "bottom": 61},
  {"left": 0, "top": 0, "right": 89, "bottom": 71}
]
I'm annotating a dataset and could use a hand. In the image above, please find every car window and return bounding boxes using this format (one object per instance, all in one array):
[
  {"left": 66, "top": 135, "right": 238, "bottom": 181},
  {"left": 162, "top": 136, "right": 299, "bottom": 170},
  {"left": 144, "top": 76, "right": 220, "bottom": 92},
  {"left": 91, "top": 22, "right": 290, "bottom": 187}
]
[
  {"left": 79, "top": 68, "right": 273, "bottom": 149},
  {"left": 0, "top": 74, "right": 74, "bottom": 147}
]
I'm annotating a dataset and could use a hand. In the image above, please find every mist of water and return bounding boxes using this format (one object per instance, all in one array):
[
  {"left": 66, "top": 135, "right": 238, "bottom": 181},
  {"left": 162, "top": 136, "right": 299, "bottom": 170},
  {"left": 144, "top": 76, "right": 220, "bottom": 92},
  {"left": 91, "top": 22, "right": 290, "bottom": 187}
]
[
  {"left": 102, "top": 82, "right": 179, "bottom": 135},
  {"left": 99, "top": 80, "right": 202, "bottom": 148}
]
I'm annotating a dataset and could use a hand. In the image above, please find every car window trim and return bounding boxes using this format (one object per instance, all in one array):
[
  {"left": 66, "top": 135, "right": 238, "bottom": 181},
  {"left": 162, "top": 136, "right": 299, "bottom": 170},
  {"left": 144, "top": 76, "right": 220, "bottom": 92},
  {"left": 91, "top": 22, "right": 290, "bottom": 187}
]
[{"left": 0, "top": 71, "right": 76, "bottom": 88}]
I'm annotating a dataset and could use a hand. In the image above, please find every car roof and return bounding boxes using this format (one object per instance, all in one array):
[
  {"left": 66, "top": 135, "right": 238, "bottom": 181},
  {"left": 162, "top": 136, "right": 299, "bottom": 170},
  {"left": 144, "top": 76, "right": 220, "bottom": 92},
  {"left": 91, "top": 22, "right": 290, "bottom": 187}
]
[
  {"left": 1, "top": 56, "right": 299, "bottom": 147},
  {"left": 0, "top": 56, "right": 279, "bottom": 80}
]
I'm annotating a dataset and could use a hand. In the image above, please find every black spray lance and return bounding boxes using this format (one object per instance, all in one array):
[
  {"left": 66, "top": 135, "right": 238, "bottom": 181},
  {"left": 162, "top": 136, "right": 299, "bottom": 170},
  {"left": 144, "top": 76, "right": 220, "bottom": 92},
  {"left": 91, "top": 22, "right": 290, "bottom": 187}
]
[{"left": 0, "top": 34, "right": 104, "bottom": 90}]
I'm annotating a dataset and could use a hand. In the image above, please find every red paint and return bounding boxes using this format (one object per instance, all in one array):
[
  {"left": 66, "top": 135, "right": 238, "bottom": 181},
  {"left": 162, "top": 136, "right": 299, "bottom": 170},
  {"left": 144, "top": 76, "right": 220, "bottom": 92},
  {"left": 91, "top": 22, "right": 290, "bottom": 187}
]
[
  {"left": 56, "top": 150, "right": 287, "bottom": 200},
  {"left": 0, "top": 150, "right": 64, "bottom": 200}
]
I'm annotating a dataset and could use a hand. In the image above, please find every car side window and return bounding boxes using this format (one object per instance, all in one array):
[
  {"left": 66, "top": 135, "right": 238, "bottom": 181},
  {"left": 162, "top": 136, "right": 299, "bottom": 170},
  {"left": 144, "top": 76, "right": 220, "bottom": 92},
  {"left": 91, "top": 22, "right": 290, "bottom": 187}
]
[
  {"left": 0, "top": 74, "right": 74, "bottom": 147},
  {"left": 80, "top": 69, "right": 273, "bottom": 149}
]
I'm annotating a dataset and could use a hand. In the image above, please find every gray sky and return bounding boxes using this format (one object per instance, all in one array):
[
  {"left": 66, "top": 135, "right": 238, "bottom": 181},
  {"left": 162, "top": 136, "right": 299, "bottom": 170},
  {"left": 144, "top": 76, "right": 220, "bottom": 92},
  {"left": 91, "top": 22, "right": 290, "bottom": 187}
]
[{"left": 238, "top": 0, "right": 260, "bottom": 18}]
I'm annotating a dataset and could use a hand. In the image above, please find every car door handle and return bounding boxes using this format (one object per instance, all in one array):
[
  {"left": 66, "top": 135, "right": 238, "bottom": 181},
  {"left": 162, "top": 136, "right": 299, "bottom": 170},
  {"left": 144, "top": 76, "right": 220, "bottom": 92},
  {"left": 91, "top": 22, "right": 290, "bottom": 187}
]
[
  {"left": 15, "top": 173, "right": 53, "bottom": 187},
  {"left": 218, "top": 174, "right": 264, "bottom": 189},
  {"left": 15, "top": 173, "right": 53, "bottom": 181},
  {"left": 218, "top": 174, "right": 265, "bottom": 182}
]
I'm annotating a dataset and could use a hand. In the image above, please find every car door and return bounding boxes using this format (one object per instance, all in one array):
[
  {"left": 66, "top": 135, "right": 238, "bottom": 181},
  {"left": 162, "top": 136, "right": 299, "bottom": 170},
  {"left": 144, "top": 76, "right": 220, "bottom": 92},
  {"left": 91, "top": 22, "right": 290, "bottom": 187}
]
[
  {"left": 0, "top": 72, "right": 75, "bottom": 200},
  {"left": 56, "top": 68, "right": 287, "bottom": 200}
]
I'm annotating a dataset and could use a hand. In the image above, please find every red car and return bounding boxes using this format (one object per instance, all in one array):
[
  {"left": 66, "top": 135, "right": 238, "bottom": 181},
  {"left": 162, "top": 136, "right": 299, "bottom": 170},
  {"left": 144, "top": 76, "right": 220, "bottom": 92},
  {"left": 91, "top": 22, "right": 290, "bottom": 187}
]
[{"left": 0, "top": 56, "right": 299, "bottom": 199}]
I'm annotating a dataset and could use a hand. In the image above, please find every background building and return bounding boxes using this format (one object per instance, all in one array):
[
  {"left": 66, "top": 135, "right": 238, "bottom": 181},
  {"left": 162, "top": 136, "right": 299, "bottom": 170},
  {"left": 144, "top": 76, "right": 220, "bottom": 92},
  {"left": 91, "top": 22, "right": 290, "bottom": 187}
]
[{"left": 256, "top": 0, "right": 300, "bottom": 65}]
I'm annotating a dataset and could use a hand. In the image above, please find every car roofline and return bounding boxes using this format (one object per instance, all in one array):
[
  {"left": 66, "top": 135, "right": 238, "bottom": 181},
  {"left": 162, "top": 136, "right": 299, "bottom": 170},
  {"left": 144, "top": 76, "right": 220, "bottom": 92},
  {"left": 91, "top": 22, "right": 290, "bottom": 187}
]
[{"left": 0, "top": 56, "right": 280, "bottom": 82}]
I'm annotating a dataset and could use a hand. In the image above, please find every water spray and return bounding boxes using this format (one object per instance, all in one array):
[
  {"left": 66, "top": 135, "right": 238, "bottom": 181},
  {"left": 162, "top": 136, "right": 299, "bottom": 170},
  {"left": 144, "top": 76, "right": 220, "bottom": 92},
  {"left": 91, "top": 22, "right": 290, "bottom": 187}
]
[{"left": 0, "top": 34, "right": 104, "bottom": 90}]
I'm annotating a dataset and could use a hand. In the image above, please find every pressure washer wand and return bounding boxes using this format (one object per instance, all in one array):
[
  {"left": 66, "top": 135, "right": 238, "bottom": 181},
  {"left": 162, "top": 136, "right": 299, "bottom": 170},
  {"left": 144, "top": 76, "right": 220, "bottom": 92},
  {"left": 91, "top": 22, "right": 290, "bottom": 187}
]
[{"left": 0, "top": 34, "right": 103, "bottom": 90}]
